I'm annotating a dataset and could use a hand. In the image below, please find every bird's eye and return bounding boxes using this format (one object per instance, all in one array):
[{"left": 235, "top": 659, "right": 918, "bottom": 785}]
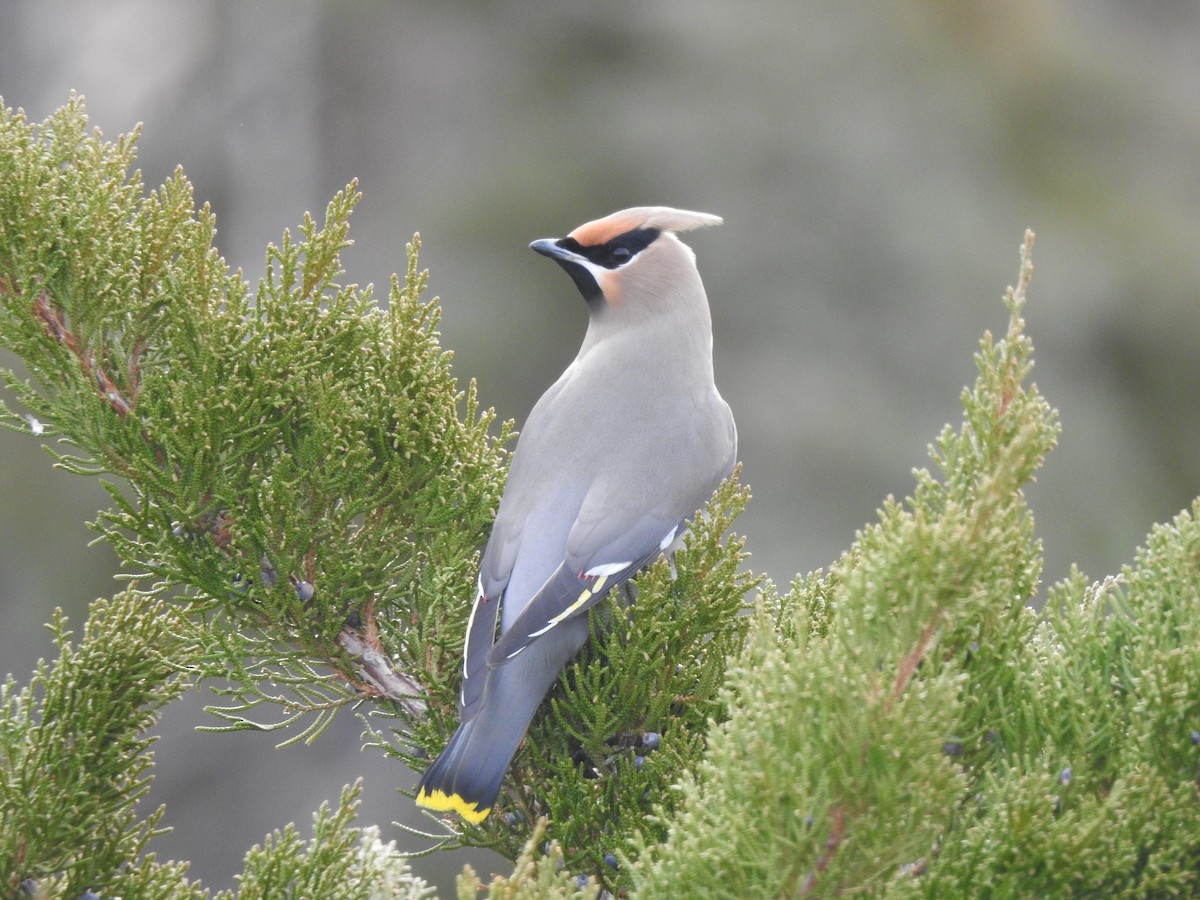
[{"left": 610, "top": 246, "right": 632, "bottom": 265}]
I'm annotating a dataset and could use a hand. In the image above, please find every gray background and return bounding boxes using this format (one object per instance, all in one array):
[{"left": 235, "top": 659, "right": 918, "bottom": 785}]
[{"left": 3, "top": 1, "right": 1200, "bottom": 892}]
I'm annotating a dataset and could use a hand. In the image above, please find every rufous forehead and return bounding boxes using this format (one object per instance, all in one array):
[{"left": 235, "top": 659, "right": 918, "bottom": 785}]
[{"left": 568, "top": 212, "right": 648, "bottom": 247}]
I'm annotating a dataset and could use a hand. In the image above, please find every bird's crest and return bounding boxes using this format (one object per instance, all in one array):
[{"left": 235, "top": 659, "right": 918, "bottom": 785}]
[{"left": 569, "top": 206, "right": 722, "bottom": 247}]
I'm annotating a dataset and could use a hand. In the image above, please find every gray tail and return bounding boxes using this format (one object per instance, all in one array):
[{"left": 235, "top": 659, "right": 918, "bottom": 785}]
[{"left": 415, "top": 617, "right": 590, "bottom": 823}]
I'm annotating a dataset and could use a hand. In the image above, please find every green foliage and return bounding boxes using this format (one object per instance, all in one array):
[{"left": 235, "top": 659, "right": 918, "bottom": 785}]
[
  {"left": 908, "top": 504, "right": 1200, "bottom": 898},
  {"left": 6, "top": 96, "right": 1200, "bottom": 899},
  {"left": 0, "top": 95, "right": 511, "bottom": 745},
  {"left": 632, "top": 235, "right": 1046, "bottom": 894},
  {"left": 0, "top": 93, "right": 510, "bottom": 895},
  {"left": 455, "top": 819, "right": 601, "bottom": 900},
  {"left": 220, "top": 783, "right": 436, "bottom": 900},
  {"left": 0, "top": 590, "right": 204, "bottom": 898},
  {"left": 631, "top": 237, "right": 1200, "bottom": 898},
  {"left": 631, "top": 235, "right": 1056, "bottom": 897}
]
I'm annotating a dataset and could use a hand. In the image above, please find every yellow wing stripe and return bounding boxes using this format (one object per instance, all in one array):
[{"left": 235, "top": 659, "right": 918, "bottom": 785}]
[
  {"left": 416, "top": 787, "right": 491, "bottom": 824},
  {"left": 546, "top": 574, "right": 608, "bottom": 629}
]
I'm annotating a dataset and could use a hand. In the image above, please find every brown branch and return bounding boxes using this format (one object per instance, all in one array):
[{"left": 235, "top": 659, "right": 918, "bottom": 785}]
[
  {"left": 32, "top": 289, "right": 134, "bottom": 417},
  {"left": 790, "top": 615, "right": 941, "bottom": 896},
  {"left": 797, "top": 804, "right": 846, "bottom": 896},
  {"left": 335, "top": 597, "right": 426, "bottom": 716},
  {"left": 91, "top": 354, "right": 133, "bottom": 415},
  {"left": 889, "top": 613, "right": 942, "bottom": 711},
  {"left": 127, "top": 335, "right": 146, "bottom": 405}
]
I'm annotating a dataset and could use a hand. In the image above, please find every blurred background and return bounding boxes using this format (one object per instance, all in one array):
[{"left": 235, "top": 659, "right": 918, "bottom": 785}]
[{"left": 3, "top": 0, "right": 1200, "bottom": 892}]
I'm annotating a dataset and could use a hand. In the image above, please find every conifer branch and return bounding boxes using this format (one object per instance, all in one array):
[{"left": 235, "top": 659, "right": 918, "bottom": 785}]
[{"left": 9, "top": 97, "right": 1200, "bottom": 897}]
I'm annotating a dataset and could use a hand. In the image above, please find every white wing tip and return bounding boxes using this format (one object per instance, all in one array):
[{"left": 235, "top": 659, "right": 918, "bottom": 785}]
[{"left": 584, "top": 560, "right": 632, "bottom": 578}]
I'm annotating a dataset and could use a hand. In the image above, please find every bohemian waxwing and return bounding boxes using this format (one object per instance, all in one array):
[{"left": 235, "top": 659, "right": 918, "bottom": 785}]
[{"left": 415, "top": 206, "right": 736, "bottom": 824}]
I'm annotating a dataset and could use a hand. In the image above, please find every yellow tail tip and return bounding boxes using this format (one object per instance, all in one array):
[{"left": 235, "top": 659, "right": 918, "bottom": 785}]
[{"left": 416, "top": 787, "right": 492, "bottom": 824}]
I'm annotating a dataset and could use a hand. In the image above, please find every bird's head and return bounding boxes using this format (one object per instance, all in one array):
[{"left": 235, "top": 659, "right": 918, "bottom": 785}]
[{"left": 530, "top": 207, "right": 722, "bottom": 318}]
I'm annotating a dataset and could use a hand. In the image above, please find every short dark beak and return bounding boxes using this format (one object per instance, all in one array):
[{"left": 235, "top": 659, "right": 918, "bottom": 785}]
[
  {"left": 529, "top": 238, "right": 583, "bottom": 263},
  {"left": 529, "top": 238, "right": 603, "bottom": 304}
]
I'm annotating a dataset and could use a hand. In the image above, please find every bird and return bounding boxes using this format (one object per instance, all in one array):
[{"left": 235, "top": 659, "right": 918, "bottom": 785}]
[{"left": 415, "top": 206, "right": 737, "bottom": 824}]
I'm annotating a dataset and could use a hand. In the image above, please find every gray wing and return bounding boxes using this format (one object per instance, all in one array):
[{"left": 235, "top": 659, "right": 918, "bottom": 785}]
[
  {"left": 458, "top": 479, "right": 584, "bottom": 719},
  {"left": 458, "top": 576, "right": 503, "bottom": 720},
  {"left": 484, "top": 497, "right": 689, "bottom": 667}
]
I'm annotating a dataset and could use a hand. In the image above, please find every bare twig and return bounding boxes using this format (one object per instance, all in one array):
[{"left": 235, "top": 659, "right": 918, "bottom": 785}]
[
  {"left": 889, "top": 613, "right": 942, "bottom": 710},
  {"left": 336, "top": 598, "right": 426, "bottom": 716},
  {"left": 798, "top": 804, "right": 846, "bottom": 896},
  {"left": 32, "top": 289, "right": 134, "bottom": 417}
]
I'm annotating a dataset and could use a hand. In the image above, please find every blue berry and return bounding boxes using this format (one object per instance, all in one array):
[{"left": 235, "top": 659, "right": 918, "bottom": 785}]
[
  {"left": 1059, "top": 767, "right": 1072, "bottom": 785},
  {"left": 641, "top": 731, "right": 661, "bottom": 751},
  {"left": 604, "top": 853, "right": 619, "bottom": 870},
  {"left": 634, "top": 755, "right": 645, "bottom": 771},
  {"left": 942, "top": 738, "right": 964, "bottom": 757}
]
